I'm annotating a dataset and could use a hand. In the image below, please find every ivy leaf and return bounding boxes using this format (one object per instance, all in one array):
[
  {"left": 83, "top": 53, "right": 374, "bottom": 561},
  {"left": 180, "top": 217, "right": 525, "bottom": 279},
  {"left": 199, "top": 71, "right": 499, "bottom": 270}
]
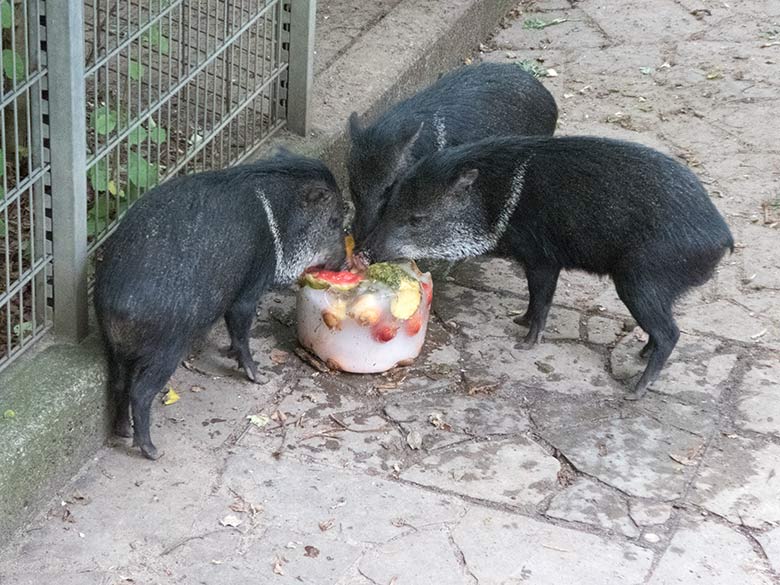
[
  {"left": 87, "top": 199, "right": 110, "bottom": 235},
  {"left": 13, "top": 322, "right": 33, "bottom": 338},
  {"left": 1, "top": 1, "right": 12, "bottom": 29},
  {"left": 128, "top": 60, "right": 144, "bottom": 81},
  {"left": 127, "top": 126, "right": 148, "bottom": 146},
  {"left": 146, "top": 25, "right": 170, "bottom": 55},
  {"left": 91, "top": 106, "right": 117, "bottom": 135},
  {"left": 127, "top": 152, "right": 159, "bottom": 189},
  {"left": 149, "top": 126, "right": 167, "bottom": 145},
  {"left": 87, "top": 159, "right": 110, "bottom": 192},
  {"left": 2, "top": 49, "right": 24, "bottom": 81}
]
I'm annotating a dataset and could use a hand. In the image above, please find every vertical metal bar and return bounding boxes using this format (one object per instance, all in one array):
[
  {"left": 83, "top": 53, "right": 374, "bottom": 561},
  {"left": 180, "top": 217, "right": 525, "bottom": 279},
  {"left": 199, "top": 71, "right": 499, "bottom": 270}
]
[
  {"left": 28, "top": 0, "right": 47, "bottom": 329},
  {"left": 286, "top": 0, "right": 314, "bottom": 135},
  {"left": 48, "top": 0, "right": 88, "bottom": 341}
]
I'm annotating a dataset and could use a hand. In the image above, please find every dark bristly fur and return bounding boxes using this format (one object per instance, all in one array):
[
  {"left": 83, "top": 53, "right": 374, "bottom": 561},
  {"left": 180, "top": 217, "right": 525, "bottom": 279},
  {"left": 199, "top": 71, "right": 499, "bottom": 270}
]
[
  {"left": 360, "top": 135, "right": 734, "bottom": 398},
  {"left": 347, "top": 62, "right": 558, "bottom": 246},
  {"left": 94, "top": 152, "right": 345, "bottom": 460}
]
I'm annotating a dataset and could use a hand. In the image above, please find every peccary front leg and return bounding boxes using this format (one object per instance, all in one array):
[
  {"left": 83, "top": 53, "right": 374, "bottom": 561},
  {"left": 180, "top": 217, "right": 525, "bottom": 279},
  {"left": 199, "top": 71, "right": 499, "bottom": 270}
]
[
  {"left": 516, "top": 265, "right": 560, "bottom": 348},
  {"left": 614, "top": 276, "right": 680, "bottom": 400},
  {"left": 224, "top": 288, "right": 264, "bottom": 382}
]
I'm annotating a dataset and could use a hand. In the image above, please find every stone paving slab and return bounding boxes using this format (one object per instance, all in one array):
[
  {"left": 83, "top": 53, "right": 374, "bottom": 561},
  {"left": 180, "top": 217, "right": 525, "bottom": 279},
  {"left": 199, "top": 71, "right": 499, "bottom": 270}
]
[
  {"left": 451, "top": 506, "right": 654, "bottom": 584},
  {"left": 690, "top": 435, "right": 780, "bottom": 529},
  {"left": 647, "top": 517, "right": 774, "bottom": 585},
  {"left": 545, "top": 477, "right": 639, "bottom": 537}
]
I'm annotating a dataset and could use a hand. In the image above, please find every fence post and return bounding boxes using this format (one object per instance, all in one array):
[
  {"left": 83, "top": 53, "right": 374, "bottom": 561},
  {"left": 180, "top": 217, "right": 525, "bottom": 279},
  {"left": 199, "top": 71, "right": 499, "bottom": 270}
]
[
  {"left": 47, "top": 0, "right": 88, "bottom": 341},
  {"left": 286, "top": 0, "right": 316, "bottom": 136}
]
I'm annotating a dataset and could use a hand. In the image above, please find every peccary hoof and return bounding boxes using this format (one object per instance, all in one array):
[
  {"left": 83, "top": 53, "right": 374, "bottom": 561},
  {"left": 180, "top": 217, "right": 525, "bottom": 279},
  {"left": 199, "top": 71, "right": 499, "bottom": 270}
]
[
  {"left": 513, "top": 313, "right": 531, "bottom": 327},
  {"left": 133, "top": 437, "right": 162, "bottom": 460},
  {"left": 624, "top": 386, "right": 648, "bottom": 401},
  {"left": 140, "top": 443, "right": 162, "bottom": 460},
  {"left": 518, "top": 331, "right": 541, "bottom": 349},
  {"left": 114, "top": 418, "right": 133, "bottom": 439}
]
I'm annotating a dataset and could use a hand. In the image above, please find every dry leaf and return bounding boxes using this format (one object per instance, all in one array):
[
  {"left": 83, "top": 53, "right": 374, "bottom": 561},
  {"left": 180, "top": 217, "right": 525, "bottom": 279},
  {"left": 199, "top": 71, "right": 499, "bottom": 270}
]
[
  {"left": 229, "top": 500, "right": 247, "bottom": 513},
  {"left": 406, "top": 430, "right": 422, "bottom": 450},
  {"left": 273, "top": 558, "right": 285, "bottom": 575},
  {"left": 271, "top": 349, "right": 290, "bottom": 364},
  {"left": 220, "top": 514, "right": 242, "bottom": 528},
  {"left": 271, "top": 409, "right": 288, "bottom": 424},
  {"left": 428, "top": 413, "right": 453, "bottom": 432},
  {"left": 162, "top": 387, "right": 180, "bottom": 405},
  {"left": 247, "top": 414, "right": 271, "bottom": 428},
  {"left": 190, "top": 385, "right": 205, "bottom": 393},
  {"left": 319, "top": 519, "right": 335, "bottom": 532},
  {"left": 304, "top": 545, "right": 320, "bottom": 558}
]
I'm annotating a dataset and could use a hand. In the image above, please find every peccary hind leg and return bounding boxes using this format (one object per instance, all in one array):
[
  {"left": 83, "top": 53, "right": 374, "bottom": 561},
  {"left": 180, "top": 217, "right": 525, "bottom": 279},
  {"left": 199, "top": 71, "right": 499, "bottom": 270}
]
[
  {"left": 129, "top": 349, "right": 182, "bottom": 460},
  {"left": 106, "top": 351, "right": 132, "bottom": 438},
  {"left": 614, "top": 275, "right": 680, "bottom": 400},
  {"left": 515, "top": 265, "right": 561, "bottom": 347}
]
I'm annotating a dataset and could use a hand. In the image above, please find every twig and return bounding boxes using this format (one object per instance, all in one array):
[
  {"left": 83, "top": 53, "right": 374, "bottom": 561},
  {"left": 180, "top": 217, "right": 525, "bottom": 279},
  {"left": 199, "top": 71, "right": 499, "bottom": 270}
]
[
  {"left": 329, "top": 414, "right": 389, "bottom": 433},
  {"left": 160, "top": 530, "right": 221, "bottom": 556}
]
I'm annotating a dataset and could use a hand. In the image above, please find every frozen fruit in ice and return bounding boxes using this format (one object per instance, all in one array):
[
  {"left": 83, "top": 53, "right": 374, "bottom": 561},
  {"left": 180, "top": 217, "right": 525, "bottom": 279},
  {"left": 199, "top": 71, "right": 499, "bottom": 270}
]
[
  {"left": 372, "top": 322, "right": 399, "bottom": 343},
  {"left": 321, "top": 299, "right": 346, "bottom": 330},
  {"left": 390, "top": 279, "right": 421, "bottom": 320},
  {"left": 348, "top": 294, "right": 382, "bottom": 326},
  {"left": 421, "top": 281, "right": 433, "bottom": 306},
  {"left": 301, "top": 269, "right": 363, "bottom": 291},
  {"left": 405, "top": 312, "right": 423, "bottom": 336},
  {"left": 365, "top": 262, "right": 413, "bottom": 289}
]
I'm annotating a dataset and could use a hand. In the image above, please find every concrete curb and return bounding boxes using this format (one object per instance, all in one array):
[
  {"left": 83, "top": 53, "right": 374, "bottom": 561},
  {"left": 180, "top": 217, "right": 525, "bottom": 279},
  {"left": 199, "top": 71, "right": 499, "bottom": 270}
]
[
  {"left": 0, "top": 336, "right": 109, "bottom": 548},
  {"left": 0, "top": 0, "right": 512, "bottom": 551}
]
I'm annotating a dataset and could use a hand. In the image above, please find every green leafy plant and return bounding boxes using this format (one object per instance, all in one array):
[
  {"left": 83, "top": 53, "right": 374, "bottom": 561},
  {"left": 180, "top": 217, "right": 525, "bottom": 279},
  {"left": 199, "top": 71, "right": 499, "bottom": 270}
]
[
  {"left": 128, "top": 60, "right": 144, "bottom": 81},
  {"left": 128, "top": 152, "right": 159, "bottom": 189},
  {"left": 2, "top": 49, "right": 24, "bottom": 81},
  {"left": 91, "top": 106, "right": 118, "bottom": 135},
  {"left": 13, "top": 322, "right": 33, "bottom": 338},
  {"left": 1, "top": 0, "right": 12, "bottom": 29},
  {"left": 145, "top": 24, "right": 170, "bottom": 55},
  {"left": 87, "top": 158, "right": 109, "bottom": 191},
  {"left": 516, "top": 60, "right": 548, "bottom": 78},
  {"left": 86, "top": 104, "right": 169, "bottom": 237},
  {"left": 127, "top": 126, "right": 148, "bottom": 146}
]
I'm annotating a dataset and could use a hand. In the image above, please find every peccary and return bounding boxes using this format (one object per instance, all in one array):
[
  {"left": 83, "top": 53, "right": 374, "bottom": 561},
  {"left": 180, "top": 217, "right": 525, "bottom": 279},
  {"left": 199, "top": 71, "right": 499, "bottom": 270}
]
[
  {"left": 94, "top": 152, "right": 346, "bottom": 459},
  {"left": 347, "top": 62, "right": 558, "bottom": 246},
  {"left": 358, "top": 136, "right": 734, "bottom": 398}
]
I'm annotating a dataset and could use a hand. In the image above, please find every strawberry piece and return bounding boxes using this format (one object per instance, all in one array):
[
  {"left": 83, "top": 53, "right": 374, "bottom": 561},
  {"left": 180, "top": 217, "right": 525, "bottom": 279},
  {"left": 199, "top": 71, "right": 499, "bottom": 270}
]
[
  {"left": 405, "top": 312, "right": 422, "bottom": 336},
  {"left": 372, "top": 322, "right": 399, "bottom": 343},
  {"left": 421, "top": 281, "right": 433, "bottom": 306}
]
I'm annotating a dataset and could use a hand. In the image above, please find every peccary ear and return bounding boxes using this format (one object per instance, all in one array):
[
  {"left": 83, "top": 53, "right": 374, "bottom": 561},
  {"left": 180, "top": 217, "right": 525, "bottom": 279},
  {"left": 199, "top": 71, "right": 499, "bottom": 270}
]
[
  {"left": 348, "top": 112, "right": 362, "bottom": 139},
  {"left": 395, "top": 121, "right": 424, "bottom": 175},
  {"left": 272, "top": 145, "right": 294, "bottom": 159},
  {"left": 448, "top": 169, "right": 479, "bottom": 197}
]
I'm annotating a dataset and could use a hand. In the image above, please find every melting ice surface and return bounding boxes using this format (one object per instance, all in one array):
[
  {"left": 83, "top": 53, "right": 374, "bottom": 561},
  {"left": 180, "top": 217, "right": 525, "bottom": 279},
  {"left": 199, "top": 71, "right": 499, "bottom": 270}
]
[{"left": 296, "top": 265, "right": 432, "bottom": 374}]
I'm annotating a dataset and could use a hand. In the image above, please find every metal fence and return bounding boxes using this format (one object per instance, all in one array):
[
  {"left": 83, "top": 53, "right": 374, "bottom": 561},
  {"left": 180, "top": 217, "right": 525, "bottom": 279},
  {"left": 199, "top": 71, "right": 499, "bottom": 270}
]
[{"left": 0, "top": 0, "right": 315, "bottom": 373}]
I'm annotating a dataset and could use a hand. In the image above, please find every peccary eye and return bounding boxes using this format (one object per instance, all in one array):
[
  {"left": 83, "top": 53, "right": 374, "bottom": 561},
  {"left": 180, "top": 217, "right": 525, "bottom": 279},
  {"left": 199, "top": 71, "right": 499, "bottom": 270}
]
[
  {"left": 409, "top": 213, "right": 428, "bottom": 227},
  {"left": 304, "top": 188, "right": 330, "bottom": 206}
]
